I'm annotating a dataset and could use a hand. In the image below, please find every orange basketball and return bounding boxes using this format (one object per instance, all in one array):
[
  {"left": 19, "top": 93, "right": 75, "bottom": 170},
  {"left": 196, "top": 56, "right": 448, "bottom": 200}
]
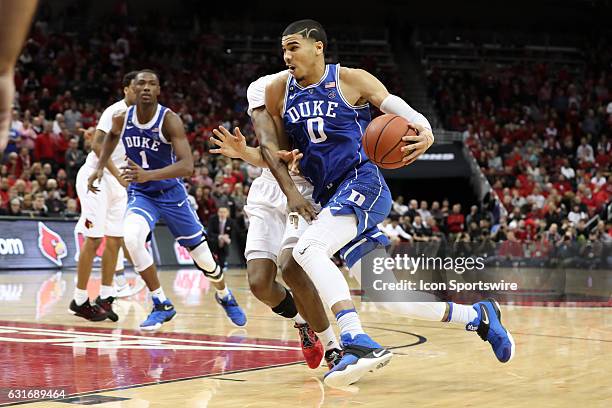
[{"left": 362, "top": 114, "right": 416, "bottom": 169}]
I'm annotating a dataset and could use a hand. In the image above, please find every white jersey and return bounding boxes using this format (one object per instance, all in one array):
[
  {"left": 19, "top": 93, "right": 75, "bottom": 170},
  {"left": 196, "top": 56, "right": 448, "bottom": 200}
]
[
  {"left": 246, "top": 70, "right": 302, "bottom": 180},
  {"left": 244, "top": 71, "right": 318, "bottom": 262},
  {"left": 84, "top": 99, "right": 128, "bottom": 170},
  {"left": 246, "top": 70, "right": 287, "bottom": 116}
]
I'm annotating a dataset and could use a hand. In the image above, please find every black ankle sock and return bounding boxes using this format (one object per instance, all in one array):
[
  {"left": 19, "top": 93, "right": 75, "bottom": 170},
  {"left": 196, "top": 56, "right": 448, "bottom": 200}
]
[{"left": 271, "top": 288, "right": 298, "bottom": 319}]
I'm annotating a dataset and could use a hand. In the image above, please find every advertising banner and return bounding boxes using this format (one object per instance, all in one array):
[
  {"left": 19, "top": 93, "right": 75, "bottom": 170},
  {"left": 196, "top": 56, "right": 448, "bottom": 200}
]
[{"left": 0, "top": 219, "right": 175, "bottom": 270}]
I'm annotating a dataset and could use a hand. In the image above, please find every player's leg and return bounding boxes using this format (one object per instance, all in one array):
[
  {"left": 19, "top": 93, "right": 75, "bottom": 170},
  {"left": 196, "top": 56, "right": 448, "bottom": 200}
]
[
  {"left": 187, "top": 239, "right": 245, "bottom": 326},
  {"left": 279, "top": 203, "right": 341, "bottom": 368},
  {"left": 246, "top": 259, "right": 285, "bottom": 306},
  {"left": 292, "top": 208, "right": 392, "bottom": 386},
  {"left": 123, "top": 198, "right": 174, "bottom": 331},
  {"left": 114, "top": 244, "right": 146, "bottom": 297},
  {"left": 243, "top": 177, "right": 325, "bottom": 366},
  {"left": 70, "top": 166, "right": 107, "bottom": 321},
  {"left": 278, "top": 248, "right": 342, "bottom": 368},
  {"left": 349, "top": 246, "right": 515, "bottom": 362},
  {"left": 244, "top": 200, "right": 300, "bottom": 312},
  {"left": 242, "top": 177, "right": 290, "bottom": 309},
  {"left": 71, "top": 236, "right": 107, "bottom": 321},
  {"left": 114, "top": 247, "right": 130, "bottom": 296},
  {"left": 93, "top": 235, "right": 121, "bottom": 322},
  {"left": 93, "top": 180, "right": 128, "bottom": 320},
  {"left": 161, "top": 199, "right": 246, "bottom": 326}
]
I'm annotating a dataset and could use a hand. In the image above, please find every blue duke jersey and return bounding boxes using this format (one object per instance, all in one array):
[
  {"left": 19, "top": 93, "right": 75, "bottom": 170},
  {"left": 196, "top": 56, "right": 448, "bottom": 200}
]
[
  {"left": 121, "top": 104, "right": 205, "bottom": 248},
  {"left": 283, "top": 63, "right": 371, "bottom": 204},
  {"left": 283, "top": 63, "right": 392, "bottom": 257},
  {"left": 122, "top": 104, "right": 182, "bottom": 196}
]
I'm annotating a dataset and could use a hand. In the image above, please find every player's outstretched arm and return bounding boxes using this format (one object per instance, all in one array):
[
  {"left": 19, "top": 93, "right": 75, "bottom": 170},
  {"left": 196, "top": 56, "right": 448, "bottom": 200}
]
[
  {"left": 264, "top": 79, "right": 317, "bottom": 221},
  {"left": 0, "top": 0, "right": 39, "bottom": 154},
  {"left": 124, "top": 111, "right": 193, "bottom": 183},
  {"left": 211, "top": 125, "right": 267, "bottom": 167},
  {"left": 91, "top": 130, "right": 127, "bottom": 187},
  {"left": 211, "top": 125, "right": 303, "bottom": 172},
  {"left": 341, "top": 67, "right": 435, "bottom": 165},
  {"left": 88, "top": 112, "right": 124, "bottom": 193}
]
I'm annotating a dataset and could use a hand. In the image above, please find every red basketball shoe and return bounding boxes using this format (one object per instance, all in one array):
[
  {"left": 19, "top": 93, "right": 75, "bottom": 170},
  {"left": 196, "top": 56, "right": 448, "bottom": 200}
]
[{"left": 294, "top": 323, "right": 324, "bottom": 369}]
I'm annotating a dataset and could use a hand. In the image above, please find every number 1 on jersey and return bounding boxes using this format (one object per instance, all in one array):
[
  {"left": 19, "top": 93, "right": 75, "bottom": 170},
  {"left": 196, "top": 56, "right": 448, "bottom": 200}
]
[
  {"left": 139, "top": 150, "right": 149, "bottom": 169},
  {"left": 307, "top": 117, "right": 328, "bottom": 143}
]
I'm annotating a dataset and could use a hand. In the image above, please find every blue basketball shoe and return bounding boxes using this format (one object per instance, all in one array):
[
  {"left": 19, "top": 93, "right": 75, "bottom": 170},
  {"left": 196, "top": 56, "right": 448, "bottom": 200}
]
[
  {"left": 467, "top": 298, "right": 515, "bottom": 363},
  {"left": 215, "top": 290, "right": 247, "bottom": 327},
  {"left": 140, "top": 298, "right": 176, "bottom": 331},
  {"left": 323, "top": 333, "right": 392, "bottom": 387}
]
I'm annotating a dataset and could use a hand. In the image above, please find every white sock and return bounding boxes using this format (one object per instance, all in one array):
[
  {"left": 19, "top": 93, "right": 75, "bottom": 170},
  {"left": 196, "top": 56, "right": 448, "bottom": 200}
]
[
  {"left": 449, "top": 303, "right": 478, "bottom": 324},
  {"left": 293, "top": 312, "right": 306, "bottom": 325},
  {"left": 336, "top": 310, "right": 364, "bottom": 338},
  {"left": 74, "top": 288, "right": 88, "bottom": 306},
  {"left": 216, "top": 286, "right": 230, "bottom": 298},
  {"left": 100, "top": 285, "right": 115, "bottom": 300},
  {"left": 114, "top": 273, "right": 128, "bottom": 287},
  {"left": 377, "top": 301, "right": 447, "bottom": 321},
  {"left": 151, "top": 287, "right": 167, "bottom": 302},
  {"left": 316, "top": 325, "right": 340, "bottom": 351}
]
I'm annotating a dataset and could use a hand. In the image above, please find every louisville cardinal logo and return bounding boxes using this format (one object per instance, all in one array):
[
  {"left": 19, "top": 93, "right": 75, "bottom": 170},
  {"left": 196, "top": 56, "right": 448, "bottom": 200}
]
[{"left": 38, "top": 222, "right": 68, "bottom": 266}]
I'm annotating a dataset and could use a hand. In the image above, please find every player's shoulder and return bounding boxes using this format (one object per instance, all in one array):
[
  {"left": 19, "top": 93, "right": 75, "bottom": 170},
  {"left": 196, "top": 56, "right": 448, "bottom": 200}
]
[
  {"left": 265, "top": 71, "right": 290, "bottom": 92},
  {"left": 111, "top": 108, "right": 127, "bottom": 121},
  {"left": 162, "top": 108, "right": 179, "bottom": 122},
  {"left": 338, "top": 66, "right": 370, "bottom": 83},
  {"left": 248, "top": 70, "right": 288, "bottom": 89},
  {"left": 160, "top": 107, "right": 182, "bottom": 130},
  {"left": 104, "top": 99, "right": 128, "bottom": 116}
]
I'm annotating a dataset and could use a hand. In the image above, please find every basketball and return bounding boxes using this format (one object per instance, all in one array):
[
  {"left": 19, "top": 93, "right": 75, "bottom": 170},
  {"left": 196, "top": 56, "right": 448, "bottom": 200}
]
[{"left": 362, "top": 114, "right": 417, "bottom": 169}]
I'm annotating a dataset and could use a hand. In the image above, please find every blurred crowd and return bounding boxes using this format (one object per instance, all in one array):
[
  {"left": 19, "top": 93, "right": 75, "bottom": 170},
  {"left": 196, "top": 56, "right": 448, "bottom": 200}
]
[
  {"left": 1, "top": 12, "right": 609, "bottom": 268},
  {"left": 0, "top": 16, "right": 400, "bottom": 268},
  {"left": 421, "top": 38, "right": 611, "bottom": 268},
  {"left": 0, "top": 19, "right": 262, "bottom": 224},
  {"left": 427, "top": 60, "right": 611, "bottom": 218}
]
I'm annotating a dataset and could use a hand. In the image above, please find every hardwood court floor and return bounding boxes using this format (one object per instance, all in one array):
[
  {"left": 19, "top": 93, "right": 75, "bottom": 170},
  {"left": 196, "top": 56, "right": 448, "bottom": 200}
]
[{"left": 0, "top": 268, "right": 610, "bottom": 407}]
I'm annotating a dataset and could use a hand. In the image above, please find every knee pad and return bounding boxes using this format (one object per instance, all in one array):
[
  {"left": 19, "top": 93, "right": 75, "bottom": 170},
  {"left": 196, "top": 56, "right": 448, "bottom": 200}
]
[
  {"left": 124, "top": 213, "right": 153, "bottom": 272},
  {"left": 189, "top": 240, "right": 223, "bottom": 282},
  {"left": 292, "top": 235, "right": 331, "bottom": 267},
  {"left": 292, "top": 208, "right": 358, "bottom": 267}
]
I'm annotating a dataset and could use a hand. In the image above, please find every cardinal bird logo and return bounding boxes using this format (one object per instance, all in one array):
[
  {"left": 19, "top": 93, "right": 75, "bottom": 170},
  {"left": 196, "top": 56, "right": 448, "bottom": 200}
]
[{"left": 38, "top": 222, "right": 68, "bottom": 266}]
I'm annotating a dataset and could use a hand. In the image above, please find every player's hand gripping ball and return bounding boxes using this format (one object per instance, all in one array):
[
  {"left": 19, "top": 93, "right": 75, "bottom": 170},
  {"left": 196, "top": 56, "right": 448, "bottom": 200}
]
[{"left": 362, "top": 114, "right": 418, "bottom": 169}]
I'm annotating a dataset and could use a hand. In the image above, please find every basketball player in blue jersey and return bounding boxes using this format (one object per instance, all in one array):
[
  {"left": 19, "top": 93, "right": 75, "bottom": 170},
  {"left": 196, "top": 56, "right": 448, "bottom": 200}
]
[
  {"left": 263, "top": 20, "right": 514, "bottom": 386},
  {"left": 89, "top": 70, "right": 246, "bottom": 330}
]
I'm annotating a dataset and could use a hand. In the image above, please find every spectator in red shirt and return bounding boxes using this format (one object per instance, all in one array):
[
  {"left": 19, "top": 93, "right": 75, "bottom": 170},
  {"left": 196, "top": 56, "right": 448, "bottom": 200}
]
[
  {"left": 231, "top": 160, "right": 245, "bottom": 184},
  {"left": 196, "top": 186, "right": 217, "bottom": 226},
  {"left": 54, "top": 131, "right": 69, "bottom": 166},
  {"left": 34, "top": 122, "right": 58, "bottom": 164},
  {"left": 6, "top": 152, "right": 22, "bottom": 178},
  {"left": 446, "top": 204, "right": 465, "bottom": 236},
  {"left": 0, "top": 178, "right": 10, "bottom": 208},
  {"left": 221, "top": 164, "right": 238, "bottom": 189},
  {"left": 80, "top": 104, "right": 96, "bottom": 128}
]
